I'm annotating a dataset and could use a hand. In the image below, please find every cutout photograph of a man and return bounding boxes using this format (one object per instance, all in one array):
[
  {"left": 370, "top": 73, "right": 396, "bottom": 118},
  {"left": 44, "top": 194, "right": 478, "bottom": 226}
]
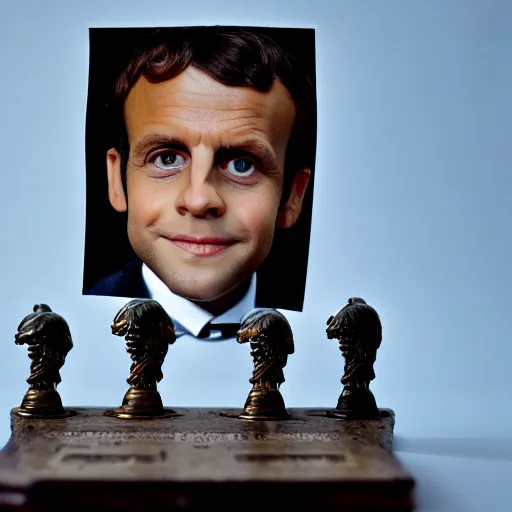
[{"left": 83, "top": 26, "right": 317, "bottom": 340}]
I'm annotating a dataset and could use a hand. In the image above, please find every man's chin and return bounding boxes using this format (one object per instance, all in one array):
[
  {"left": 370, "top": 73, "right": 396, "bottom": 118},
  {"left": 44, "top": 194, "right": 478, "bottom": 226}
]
[
  {"left": 166, "top": 279, "right": 244, "bottom": 304},
  {"left": 159, "top": 267, "right": 256, "bottom": 311}
]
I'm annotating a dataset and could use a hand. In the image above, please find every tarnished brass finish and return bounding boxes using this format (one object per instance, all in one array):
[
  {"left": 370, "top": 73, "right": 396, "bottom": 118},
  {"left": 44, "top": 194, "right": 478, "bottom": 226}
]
[
  {"left": 326, "top": 297, "right": 382, "bottom": 419},
  {"left": 237, "top": 308, "right": 294, "bottom": 420},
  {"left": 14, "top": 304, "right": 75, "bottom": 419},
  {"left": 104, "top": 387, "right": 177, "bottom": 420},
  {"left": 105, "top": 299, "right": 177, "bottom": 420}
]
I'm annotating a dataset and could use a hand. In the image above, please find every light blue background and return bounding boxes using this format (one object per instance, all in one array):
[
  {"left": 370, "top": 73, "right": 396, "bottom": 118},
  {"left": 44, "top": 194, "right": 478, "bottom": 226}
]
[{"left": 0, "top": 1, "right": 511, "bottom": 510}]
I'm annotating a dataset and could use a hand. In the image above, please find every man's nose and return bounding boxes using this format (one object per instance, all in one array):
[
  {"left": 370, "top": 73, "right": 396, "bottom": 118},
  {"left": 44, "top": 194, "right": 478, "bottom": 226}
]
[{"left": 174, "top": 157, "right": 226, "bottom": 219}]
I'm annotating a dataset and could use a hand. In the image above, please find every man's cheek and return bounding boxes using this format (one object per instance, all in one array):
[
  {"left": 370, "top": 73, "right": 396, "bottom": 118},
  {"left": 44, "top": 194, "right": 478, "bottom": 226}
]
[
  {"left": 242, "top": 208, "right": 278, "bottom": 248},
  {"left": 128, "top": 186, "right": 165, "bottom": 228}
]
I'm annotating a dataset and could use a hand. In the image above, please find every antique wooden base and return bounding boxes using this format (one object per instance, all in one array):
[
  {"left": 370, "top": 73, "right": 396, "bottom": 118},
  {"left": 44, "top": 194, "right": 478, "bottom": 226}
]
[{"left": 0, "top": 407, "right": 415, "bottom": 511}]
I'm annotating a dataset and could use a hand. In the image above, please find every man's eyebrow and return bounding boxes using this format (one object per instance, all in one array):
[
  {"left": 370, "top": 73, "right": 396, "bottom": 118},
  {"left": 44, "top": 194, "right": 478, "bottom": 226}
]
[
  {"left": 131, "top": 134, "right": 185, "bottom": 159},
  {"left": 221, "top": 139, "right": 278, "bottom": 171}
]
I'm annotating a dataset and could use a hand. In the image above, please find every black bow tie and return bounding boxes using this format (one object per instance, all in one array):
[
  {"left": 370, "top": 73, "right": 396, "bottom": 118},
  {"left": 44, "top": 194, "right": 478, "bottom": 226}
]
[{"left": 196, "top": 323, "right": 240, "bottom": 339}]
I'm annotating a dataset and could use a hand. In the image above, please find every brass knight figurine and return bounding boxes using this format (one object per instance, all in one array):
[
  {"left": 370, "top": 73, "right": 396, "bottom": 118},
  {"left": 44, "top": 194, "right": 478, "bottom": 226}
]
[
  {"left": 105, "top": 299, "right": 176, "bottom": 419},
  {"left": 326, "top": 298, "right": 382, "bottom": 419},
  {"left": 14, "top": 304, "right": 74, "bottom": 418},
  {"left": 237, "top": 308, "right": 294, "bottom": 419}
]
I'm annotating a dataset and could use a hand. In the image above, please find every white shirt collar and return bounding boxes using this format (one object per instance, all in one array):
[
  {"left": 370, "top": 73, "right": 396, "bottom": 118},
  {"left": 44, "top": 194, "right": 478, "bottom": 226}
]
[{"left": 141, "top": 263, "right": 257, "bottom": 337}]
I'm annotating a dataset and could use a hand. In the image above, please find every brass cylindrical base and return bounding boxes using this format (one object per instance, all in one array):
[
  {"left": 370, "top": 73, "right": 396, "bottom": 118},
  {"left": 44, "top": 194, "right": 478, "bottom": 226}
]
[
  {"left": 330, "top": 387, "right": 381, "bottom": 420},
  {"left": 15, "top": 388, "right": 74, "bottom": 418},
  {"left": 240, "top": 386, "right": 289, "bottom": 420},
  {"left": 104, "top": 386, "right": 177, "bottom": 420}
]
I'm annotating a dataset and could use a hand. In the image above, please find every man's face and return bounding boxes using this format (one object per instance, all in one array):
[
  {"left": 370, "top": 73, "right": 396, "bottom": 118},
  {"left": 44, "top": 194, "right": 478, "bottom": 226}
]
[{"left": 107, "top": 66, "right": 309, "bottom": 303}]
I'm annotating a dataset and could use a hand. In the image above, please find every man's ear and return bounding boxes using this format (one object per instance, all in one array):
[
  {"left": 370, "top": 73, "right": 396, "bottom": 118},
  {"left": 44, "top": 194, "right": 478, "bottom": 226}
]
[
  {"left": 107, "top": 148, "right": 128, "bottom": 212},
  {"left": 276, "top": 167, "right": 311, "bottom": 228}
]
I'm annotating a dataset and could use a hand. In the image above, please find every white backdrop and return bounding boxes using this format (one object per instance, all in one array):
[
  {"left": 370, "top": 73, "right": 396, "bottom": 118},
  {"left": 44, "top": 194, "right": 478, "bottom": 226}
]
[{"left": 0, "top": 1, "right": 511, "bottom": 510}]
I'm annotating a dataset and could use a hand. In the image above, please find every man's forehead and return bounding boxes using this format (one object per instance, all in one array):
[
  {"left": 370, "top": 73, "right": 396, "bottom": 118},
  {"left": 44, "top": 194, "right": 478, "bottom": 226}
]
[{"left": 123, "top": 67, "right": 296, "bottom": 141}]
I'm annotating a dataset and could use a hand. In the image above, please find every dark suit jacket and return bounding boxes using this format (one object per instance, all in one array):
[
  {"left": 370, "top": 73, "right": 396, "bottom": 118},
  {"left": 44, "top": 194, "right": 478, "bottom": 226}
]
[
  {"left": 85, "top": 258, "right": 278, "bottom": 308},
  {"left": 85, "top": 258, "right": 151, "bottom": 299}
]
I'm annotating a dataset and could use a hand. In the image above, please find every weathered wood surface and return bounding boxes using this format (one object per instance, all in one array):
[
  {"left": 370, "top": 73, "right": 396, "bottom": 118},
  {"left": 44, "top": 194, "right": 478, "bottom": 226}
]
[{"left": 0, "top": 407, "right": 415, "bottom": 511}]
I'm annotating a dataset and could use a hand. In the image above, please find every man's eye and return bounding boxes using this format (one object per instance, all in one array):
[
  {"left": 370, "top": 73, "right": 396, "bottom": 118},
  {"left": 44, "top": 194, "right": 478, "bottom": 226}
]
[
  {"left": 153, "top": 152, "right": 187, "bottom": 170},
  {"left": 225, "top": 158, "right": 256, "bottom": 177}
]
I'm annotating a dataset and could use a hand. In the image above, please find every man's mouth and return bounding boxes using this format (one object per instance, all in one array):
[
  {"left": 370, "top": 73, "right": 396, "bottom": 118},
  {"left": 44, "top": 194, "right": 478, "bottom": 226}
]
[{"left": 166, "top": 235, "right": 237, "bottom": 257}]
